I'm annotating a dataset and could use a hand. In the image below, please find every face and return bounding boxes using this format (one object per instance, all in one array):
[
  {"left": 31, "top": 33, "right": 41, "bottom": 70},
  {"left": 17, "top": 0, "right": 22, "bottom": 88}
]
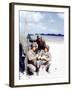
[
  {"left": 39, "top": 37, "right": 42, "bottom": 41},
  {"left": 44, "top": 48, "right": 49, "bottom": 52},
  {"left": 32, "top": 47, "right": 36, "bottom": 51},
  {"left": 37, "top": 36, "right": 39, "bottom": 39}
]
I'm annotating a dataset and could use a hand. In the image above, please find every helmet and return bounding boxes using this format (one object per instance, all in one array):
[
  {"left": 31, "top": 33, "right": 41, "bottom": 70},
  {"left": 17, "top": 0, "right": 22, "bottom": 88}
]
[
  {"left": 37, "top": 35, "right": 42, "bottom": 39},
  {"left": 31, "top": 42, "right": 38, "bottom": 48}
]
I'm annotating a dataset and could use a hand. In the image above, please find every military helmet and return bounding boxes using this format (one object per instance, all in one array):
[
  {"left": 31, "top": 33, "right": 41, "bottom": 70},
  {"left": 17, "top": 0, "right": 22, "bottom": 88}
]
[{"left": 31, "top": 42, "right": 38, "bottom": 48}]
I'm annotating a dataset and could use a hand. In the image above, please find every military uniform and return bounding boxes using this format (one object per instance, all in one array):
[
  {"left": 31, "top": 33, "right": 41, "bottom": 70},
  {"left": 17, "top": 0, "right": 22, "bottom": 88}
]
[
  {"left": 27, "top": 43, "right": 38, "bottom": 74},
  {"left": 39, "top": 50, "right": 51, "bottom": 61},
  {"left": 37, "top": 48, "right": 52, "bottom": 72}
]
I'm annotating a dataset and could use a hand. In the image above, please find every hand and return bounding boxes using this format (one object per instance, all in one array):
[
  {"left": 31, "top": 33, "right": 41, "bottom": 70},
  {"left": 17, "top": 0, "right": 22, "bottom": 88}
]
[
  {"left": 38, "top": 56, "right": 41, "bottom": 60},
  {"left": 41, "top": 56, "right": 47, "bottom": 61},
  {"left": 41, "top": 56, "right": 46, "bottom": 59}
]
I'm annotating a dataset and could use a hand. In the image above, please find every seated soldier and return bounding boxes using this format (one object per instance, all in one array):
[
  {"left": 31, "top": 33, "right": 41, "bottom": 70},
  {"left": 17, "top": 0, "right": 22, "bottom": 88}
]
[
  {"left": 27, "top": 42, "right": 39, "bottom": 75},
  {"left": 37, "top": 45, "right": 51, "bottom": 72}
]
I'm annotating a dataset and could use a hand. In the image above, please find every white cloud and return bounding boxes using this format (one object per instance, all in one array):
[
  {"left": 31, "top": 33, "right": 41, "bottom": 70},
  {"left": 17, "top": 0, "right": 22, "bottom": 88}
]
[
  {"left": 28, "top": 12, "right": 43, "bottom": 22},
  {"left": 49, "top": 16, "right": 55, "bottom": 23},
  {"left": 57, "top": 13, "right": 64, "bottom": 19},
  {"left": 20, "top": 11, "right": 44, "bottom": 23},
  {"left": 20, "top": 11, "right": 64, "bottom": 34}
]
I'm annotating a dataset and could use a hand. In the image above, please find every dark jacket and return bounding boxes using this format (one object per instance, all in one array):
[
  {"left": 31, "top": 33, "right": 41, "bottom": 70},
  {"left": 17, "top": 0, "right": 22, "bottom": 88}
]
[{"left": 36, "top": 39, "right": 46, "bottom": 50}]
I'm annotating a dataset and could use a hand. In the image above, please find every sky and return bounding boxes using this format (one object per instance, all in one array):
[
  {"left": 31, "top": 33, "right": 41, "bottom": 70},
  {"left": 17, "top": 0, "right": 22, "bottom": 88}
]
[{"left": 20, "top": 10, "right": 64, "bottom": 35}]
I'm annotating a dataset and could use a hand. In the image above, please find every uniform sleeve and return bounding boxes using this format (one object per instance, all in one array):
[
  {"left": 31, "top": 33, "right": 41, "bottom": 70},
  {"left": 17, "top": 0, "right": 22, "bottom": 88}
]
[
  {"left": 27, "top": 51, "right": 37, "bottom": 61},
  {"left": 39, "top": 50, "right": 44, "bottom": 56},
  {"left": 45, "top": 52, "right": 52, "bottom": 61},
  {"left": 43, "top": 41, "right": 46, "bottom": 47}
]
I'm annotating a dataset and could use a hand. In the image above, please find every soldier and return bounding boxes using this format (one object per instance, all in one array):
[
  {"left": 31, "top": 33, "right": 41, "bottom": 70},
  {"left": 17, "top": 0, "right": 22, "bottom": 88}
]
[
  {"left": 36, "top": 36, "right": 46, "bottom": 51},
  {"left": 37, "top": 45, "right": 51, "bottom": 72},
  {"left": 27, "top": 42, "right": 39, "bottom": 75}
]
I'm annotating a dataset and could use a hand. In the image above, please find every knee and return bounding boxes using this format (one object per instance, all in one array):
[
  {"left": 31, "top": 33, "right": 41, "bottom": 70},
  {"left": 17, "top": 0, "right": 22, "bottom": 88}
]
[{"left": 27, "top": 64, "right": 36, "bottom": 72}]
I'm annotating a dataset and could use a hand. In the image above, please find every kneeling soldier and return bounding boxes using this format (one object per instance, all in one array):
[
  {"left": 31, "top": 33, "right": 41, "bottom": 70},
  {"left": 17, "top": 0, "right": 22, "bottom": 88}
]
[
  {"left": 27, "top": 42, "right": 39, "bottom": 75},
  {"left": 38, "top": 45, "right": 52, "bottom": 72}
]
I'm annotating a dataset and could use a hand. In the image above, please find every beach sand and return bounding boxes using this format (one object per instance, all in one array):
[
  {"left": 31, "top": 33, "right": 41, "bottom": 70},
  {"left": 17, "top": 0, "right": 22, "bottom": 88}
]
[{"left": 19, "top": 40, "right": 68, "bottom": 85}]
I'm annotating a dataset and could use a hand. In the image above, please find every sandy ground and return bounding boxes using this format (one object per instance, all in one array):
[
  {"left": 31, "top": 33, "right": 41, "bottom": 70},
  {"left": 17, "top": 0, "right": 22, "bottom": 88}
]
[{"left": 19, "top": 40, "right": 68, "bottom": 85}]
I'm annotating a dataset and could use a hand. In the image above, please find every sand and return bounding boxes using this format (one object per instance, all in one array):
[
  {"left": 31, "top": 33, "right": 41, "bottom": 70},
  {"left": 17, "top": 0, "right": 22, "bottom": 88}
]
[{"left": 18, "top": 40, "right": 68, "bottom": 85}]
